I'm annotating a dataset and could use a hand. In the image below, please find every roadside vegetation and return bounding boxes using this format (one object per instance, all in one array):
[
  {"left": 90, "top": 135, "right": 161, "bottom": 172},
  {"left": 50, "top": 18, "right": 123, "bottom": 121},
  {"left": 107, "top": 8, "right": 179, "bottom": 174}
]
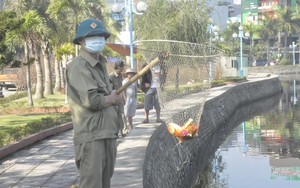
[
  {"left": 212, "top": 76, "right": 247, "bottom": 86},
  {"left": 0, "top": 91, "right": 67, "bottom": 108},
  {"left": 0, "top": 76, "right": 246, "bottom": 148},
  {"left": 0, "top": 112, "right": 71, "bottom": 147},
  {"left": 0, "top": 90, "right": 146, "bottom": 147},
  {"left": 0, "top": 91, "right": 71, "bottom": 147}
]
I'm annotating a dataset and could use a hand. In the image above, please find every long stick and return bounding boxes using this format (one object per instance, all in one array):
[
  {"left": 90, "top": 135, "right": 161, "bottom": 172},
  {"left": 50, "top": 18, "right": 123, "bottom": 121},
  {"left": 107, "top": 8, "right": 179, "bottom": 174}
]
[{"left": 117, "top": 52, "right": 168, "bottom": 94}]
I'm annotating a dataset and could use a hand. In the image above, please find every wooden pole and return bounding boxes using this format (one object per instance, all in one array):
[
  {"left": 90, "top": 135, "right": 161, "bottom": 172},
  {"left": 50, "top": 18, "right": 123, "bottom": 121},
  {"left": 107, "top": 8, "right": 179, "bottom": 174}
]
[{"left": 117, "top": 52, "right": 168, "bottom": 94}]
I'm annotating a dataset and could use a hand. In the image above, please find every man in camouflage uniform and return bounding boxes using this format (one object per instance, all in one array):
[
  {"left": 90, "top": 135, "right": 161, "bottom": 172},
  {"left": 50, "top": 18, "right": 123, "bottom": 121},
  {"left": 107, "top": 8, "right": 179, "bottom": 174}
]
[
  {"left": 109, "top": 60, "right": 128, "bottom": 137},
  {"left": 66, "top": 18, "right": 122, "bottom": 188}
]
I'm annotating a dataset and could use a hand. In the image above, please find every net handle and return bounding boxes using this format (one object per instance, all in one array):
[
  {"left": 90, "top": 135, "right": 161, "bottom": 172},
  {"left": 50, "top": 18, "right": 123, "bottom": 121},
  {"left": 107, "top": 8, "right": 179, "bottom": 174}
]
[{"left": 117, "top": 51, "right": 168, "bottom": 94}]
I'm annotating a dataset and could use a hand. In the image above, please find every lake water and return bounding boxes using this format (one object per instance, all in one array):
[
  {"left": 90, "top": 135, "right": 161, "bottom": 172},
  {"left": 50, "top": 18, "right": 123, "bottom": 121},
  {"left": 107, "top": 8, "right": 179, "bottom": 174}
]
[{"left": 192, "top": 76, "right": 300, "bottom": 188}]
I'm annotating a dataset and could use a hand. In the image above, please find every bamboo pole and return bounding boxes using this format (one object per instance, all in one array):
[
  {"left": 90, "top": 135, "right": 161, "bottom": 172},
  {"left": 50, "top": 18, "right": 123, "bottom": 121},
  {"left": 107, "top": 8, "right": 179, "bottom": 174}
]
[{"left": 117, "top": 52, "right": 168, "bottom": 94}]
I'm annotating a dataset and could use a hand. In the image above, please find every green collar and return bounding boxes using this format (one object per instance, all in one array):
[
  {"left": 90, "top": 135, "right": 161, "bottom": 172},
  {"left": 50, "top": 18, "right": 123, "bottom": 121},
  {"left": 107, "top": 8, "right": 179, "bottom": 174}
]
[{"left": 79, "top": 49, "right": 106, "bottom": 67}]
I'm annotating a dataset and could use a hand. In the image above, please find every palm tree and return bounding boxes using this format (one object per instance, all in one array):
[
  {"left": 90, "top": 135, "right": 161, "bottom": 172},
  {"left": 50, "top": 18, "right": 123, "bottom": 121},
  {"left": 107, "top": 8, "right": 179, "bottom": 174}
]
[
  {"left": 29, "top": 0, "right": 54, "bottom": 97},
  {"left": 41, "top": 35, "right": 53, "bottom": 95},
  {"left": 4, "top": 0, "right": 49, "bottom": 99},
  {"left": 47, "top": 0, "right": 82, "bottom": 40},
  {"left": 221, "top": 21, "right": 240, "bottom": 56},
  {"left": 6, "top": 10, "right": 44, "bottom": 105},
  {"left": 257, "top": 13, "right": 280, "bottom": 65},
  {"left": 0, "top": 11, "right": 23, "bottom": 69},
  {"left": 35, "top": 0, "right": 55, "bottom": 95},
  {"left": 47, "top": 0, "right": 118, "bottom": 53},
  {"left": 276, "top": 6, "right": 296, "bottom": 58},
  {"left": 53, "top": 45, "right": 62, "bottom": 92},
  {"left": 291, "top": 4, "right": 300, "bottom": 65},
  {"left": 244, "top": 21, "right": 258, "bottom": 66},
  {"left": 4, "top": 0, "right": 122, "bottom": 96},
  {"left": 46, "top": 0, "right": 119, "bottom": 88},
  {"left": 24, "top": 11, "right": 45, "bottom": 99},
  {"left": 57, "top": 43, "right": 75, "bottom": 89}
]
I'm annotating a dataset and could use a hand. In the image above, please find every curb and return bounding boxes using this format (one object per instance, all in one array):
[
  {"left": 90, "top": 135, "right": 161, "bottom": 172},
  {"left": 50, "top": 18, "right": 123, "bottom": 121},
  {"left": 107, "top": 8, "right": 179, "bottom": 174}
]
[{"left": 0, "top": 122, "right": 73, "bottom": 160}]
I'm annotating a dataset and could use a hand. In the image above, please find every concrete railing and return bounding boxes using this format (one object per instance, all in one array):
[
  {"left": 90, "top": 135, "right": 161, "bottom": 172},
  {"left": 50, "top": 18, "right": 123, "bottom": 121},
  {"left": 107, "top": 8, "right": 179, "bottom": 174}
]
[{"left": 249, "top": 65, "right": 300, "bottom": 75}]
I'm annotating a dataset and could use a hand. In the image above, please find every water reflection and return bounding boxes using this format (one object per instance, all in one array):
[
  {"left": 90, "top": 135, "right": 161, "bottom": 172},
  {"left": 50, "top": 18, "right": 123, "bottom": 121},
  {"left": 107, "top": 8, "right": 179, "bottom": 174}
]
[
  {"left": 190, "top": 93, "right": 281, "bottom": 187},
  {"left": 192, "top": 78, "right": 300, "bottom": 188}
]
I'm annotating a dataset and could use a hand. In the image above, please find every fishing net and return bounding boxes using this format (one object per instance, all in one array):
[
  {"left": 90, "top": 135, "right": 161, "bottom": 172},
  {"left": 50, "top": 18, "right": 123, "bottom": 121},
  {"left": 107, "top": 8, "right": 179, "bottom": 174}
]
[{"left": 134, "top": 40, "right": 223, "bottom": 143}]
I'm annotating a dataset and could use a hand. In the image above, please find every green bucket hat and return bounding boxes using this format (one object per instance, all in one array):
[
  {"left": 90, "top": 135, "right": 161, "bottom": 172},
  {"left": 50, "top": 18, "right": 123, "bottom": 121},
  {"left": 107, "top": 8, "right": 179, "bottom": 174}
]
[{"left": 73, "top": 18, "right": 110, "bottom": 45}]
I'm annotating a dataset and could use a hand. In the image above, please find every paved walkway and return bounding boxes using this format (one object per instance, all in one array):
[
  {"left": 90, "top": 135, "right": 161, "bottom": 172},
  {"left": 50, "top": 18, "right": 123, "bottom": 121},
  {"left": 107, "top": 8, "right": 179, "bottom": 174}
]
[
  {"left": 0, "top": 108, "right": 159, "bottom": 188},
  {"left": 0, "top": 74, "right": 275, "bottom": 188}
]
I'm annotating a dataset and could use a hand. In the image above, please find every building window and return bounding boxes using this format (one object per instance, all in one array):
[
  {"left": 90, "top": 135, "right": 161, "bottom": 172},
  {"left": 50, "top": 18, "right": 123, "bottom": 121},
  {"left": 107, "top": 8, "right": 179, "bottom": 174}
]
[{"left": 266, "top": 1, "right": 272, "bottom": 6}]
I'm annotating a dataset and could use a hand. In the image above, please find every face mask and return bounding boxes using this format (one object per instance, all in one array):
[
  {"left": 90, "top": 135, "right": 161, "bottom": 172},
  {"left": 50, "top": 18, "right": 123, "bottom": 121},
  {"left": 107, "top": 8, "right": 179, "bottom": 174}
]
[{"left": 84, "top": 36, "right": 106, "bottom": 54}]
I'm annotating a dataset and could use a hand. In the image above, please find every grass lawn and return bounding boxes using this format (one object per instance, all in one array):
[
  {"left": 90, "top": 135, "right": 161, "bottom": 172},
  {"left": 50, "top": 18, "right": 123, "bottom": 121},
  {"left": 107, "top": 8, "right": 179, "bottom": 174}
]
[
  {"left": 3, "top": 92, "right": 68, "bottom": 108},
  {"left": 4, "top": 91, "right": 145, "bottom": 109},
  {"left": 0, "top": 92, "right": 70, "bottom": 138},
  {"left": 0, "top": 113, "right": 62, "bottom": 133}
]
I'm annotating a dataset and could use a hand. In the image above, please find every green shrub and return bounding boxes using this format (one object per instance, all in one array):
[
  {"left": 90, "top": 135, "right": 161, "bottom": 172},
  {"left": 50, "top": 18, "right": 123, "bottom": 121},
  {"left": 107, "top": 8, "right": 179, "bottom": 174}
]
[
  {"left": 0, "top": 89, "right": 36, "bottom": 105},
  {"left": 0, "top": 112, "right": 72, "bottom": 147},
  {"left": 212, "top": 79, "right": 225, "bottom": 85},
  {"left": 0, "top": 132, "right": 7, "bottom": 147},
  {"left": 211, "top": 76, "right": 246, "bottom": 86},
  {"left": 137, "top": 93, "right": 144, "bottom": 103},
  {"left": 8, "top": 126, "right": 25, "bottom": 141},
  {"left": 0, "top": 91, "right": 28, "bottom": 105},
  {"left": 223, "top": 76, "right": 246, "bottom": 82},
  {"left": 280, "top": 58, "right": 291, "bottom": 65}
]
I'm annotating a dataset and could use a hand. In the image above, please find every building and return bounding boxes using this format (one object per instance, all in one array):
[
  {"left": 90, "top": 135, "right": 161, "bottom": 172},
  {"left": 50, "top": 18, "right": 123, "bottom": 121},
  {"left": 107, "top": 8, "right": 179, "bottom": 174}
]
[{"left": 240, "top": 0, "right": 299, "bottom": 63}]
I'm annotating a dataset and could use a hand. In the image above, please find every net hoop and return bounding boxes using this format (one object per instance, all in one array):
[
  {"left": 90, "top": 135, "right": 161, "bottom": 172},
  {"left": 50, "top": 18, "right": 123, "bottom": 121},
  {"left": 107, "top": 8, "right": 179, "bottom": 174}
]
[{"left": 134, "top": 40, "right": 224, "bottom": 143}]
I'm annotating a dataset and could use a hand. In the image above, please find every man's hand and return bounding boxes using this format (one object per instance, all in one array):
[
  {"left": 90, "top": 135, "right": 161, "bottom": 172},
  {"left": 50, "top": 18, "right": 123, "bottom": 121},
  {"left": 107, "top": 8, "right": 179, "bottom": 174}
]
[
  {"left": 111, "top": 90, "right": 123, "bottom": 105},
  {"left": 105, "top": 90, "right": 122, "bottom": 107},
  {"left": 145, "top": 83, "right": 150, "bottom": 88}
]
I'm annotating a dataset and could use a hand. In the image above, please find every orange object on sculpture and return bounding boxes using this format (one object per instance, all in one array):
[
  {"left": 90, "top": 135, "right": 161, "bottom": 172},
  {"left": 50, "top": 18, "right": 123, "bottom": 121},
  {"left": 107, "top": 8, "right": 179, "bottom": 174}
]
[{"left": 167, "top": 119, "right": 199, "bottom": 143}]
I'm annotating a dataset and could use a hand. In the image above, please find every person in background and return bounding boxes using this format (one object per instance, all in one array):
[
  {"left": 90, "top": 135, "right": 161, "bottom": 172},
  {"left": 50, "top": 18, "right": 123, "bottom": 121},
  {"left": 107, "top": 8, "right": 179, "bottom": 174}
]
[
  {"left": 66, "top": 18, "right": 122, "bottom": 188},
  {"left": 109, "top": 60, "right": 128, "bottom": 137},
  {"left": 122, "top": 68, "right": 138, "bottom": 130},
  {"left": 141, "top": 62, "right": 162, "bottom": 123}
]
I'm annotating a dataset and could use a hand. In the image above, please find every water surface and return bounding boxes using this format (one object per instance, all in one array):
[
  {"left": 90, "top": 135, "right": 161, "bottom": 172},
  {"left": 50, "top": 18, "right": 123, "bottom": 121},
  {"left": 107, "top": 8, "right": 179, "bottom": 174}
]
[{"left": 192, "top": 77, "right": 300, "bottom": 188}]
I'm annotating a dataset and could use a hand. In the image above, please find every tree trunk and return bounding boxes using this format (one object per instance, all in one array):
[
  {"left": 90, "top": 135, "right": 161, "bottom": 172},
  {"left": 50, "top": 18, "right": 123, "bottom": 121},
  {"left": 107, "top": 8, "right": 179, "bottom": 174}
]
[
  {"left": 54, "top": 59, "right": 61, "bottom": 92},
  {"left": 60, "top": 56, "right": 66, "bottom": 89},
  {"left": 175, "top": 64, "right": 179, "bottom": 91},
  {"left": 232, "top": 38, "right": 235, "bottom": 56},
  {"left": 284, "top": 31, "right": 288, "bottom": 58},
  {"left": 250, "top": 37, "right": 253, "bottom": 66},
  {"left": 278, "top": 31, "right": 281, "bottom": 49},
  {"left": 33, "top": 44, "right": 44, "bottom": 99},
  {"left": 60, "top": 62, "right": 65, "bottom": 89},
  {"left": 24, "top": 42, "right": 33, "bottom": 106},
  {"left": 41, "top": 36, "right": 53, "bottom": 95},
  {"left": 298, "top": 35, "right": 300, "bottom": 65},
  {"left": 267, "top": 39, "right": 271, "bottom": 65}
]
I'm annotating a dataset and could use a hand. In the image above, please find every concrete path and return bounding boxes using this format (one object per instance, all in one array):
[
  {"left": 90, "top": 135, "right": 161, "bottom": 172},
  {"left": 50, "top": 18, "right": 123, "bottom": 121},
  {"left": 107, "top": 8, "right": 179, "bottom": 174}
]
[
  {"left": 0, "top": 74, "right": 274, "bottom": 188},
  {"left": 0, "top": 108, "right": 159, "bottom": 188}
]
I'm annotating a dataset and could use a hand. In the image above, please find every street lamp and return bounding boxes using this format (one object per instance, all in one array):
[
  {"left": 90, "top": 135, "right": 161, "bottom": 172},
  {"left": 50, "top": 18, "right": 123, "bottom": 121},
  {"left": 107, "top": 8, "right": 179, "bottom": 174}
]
[
  {"left": 290, "top": 41, "right": 296, "bottom": 65},
  {"left": 293, "top": 80, "right": 297, "bottom": 105},
  {"left": 111, "top": 1, "right": 147, "bottom": 69},
  {"left": 208, "top": 21, "right": 220, "bottom": 82},
  {"left": 233, "top": 26, "right": 250, "bottom": 77},
  {"left": 241, "top": 121, "right": 250, "bottom": 156}
]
